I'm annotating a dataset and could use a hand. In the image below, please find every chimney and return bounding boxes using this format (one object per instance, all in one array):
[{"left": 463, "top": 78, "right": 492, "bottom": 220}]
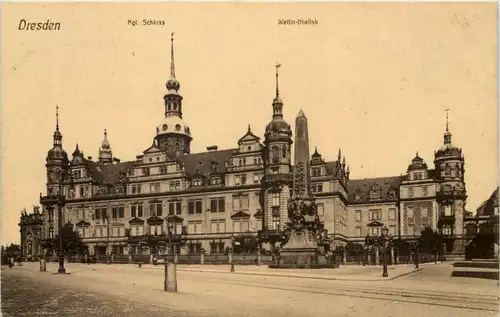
[{"left": 207, "top": 145, "right": 218, "bottom": 151}]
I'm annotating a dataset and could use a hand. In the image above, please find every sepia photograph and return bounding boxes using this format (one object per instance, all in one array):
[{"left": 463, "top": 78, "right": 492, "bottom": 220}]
[{"left": 1, "top": 2, "right": 499, "bottom": 316}]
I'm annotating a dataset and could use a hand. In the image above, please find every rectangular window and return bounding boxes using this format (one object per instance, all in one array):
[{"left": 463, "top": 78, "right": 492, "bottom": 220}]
[
  {"left": 355, "top": 210, "right": 362, "bottom": 221},
  {"left": 421, "top": 205, "right": 428, "bottom": 219},
  {"left": 408, "top": 188, "right": 414, "bottom": 197},
  {"left": 355, "top": 226, "right": 362, "bottom": 237},
  {"left": 188, "top": 201, "right": 195, "bottom": 214},
  {"left": 408, "top": 224, "right": 415, "bottom": 236},
  {"left": 211, "top": 220, "right": 225, "bottom": 233},
  {"left": 389, "top": 225, "right": 397, "bottom": 236},
  {"left": 188, "top": 222, "right": 195, "bottom": 234},
  {"left": 370, "top": 227, "right": 380, "bottom": 236},
  {"left": 169, "top": 181, "right": 180, "bottom": 191},
  {"left": 317, "top": 203, "right": 324, "bottom": 216},
  {"left": 407, "top": 206, "right": 414, "bottom": 220},
  {"left": 272, "top": 193, "right": 280, "bottom": 207},
  {"left": 119, "top": 226, "right": 125, "bottom": 236},
  {"left": 95, "top": 209, "right": 101, "bottom": 220},
  {"left": 369, "top": 209, "right": 381, "bottom": 220},
  {"left": 388, "top": 208, "right": 396, "bottom": 220},
  {"left": 255, "top": 219, "right": 262, "bottom": 231},
  {"left": 102, "top": 227, "right": 108, "bottom": 237},
  {"left": 253, "top": 174, "right": 260, "bottom": 184},
  {"left": 238, "top": 220, "right": 247, "bottom": 232},
  {"left": 156, "top": 204, "right": 163, "bottom": 216},
  {"left": 210, "top": 198, "right": 225, "bottom": 212},
  {"left": 176, "top": 223, "right": 183, "bottom": 234},
  {"left": 131, "top": 205, "right": 137, "bottom": 218},
  {"left": 233, "top": 221, "right": 241, "bottom": 232},
  {"left": 138, "top": 205, "right": 143, "bottom": 217},
  {"left": 112, "top": 207, "right": 118, "bottom": 219},
  {"left": 317, "top": 184, "right": 323, "bottom": 192},
  {"left": 196, "top": 201, "right": 202, "bottom": 214},
  {"left": 195, "top": 222, "right": 202, "bottom": 233},
  {"left": 272, "top": 215, "right": 280, "bottom": 230},
  {"left": 422, "top": 186, "right": 428, "bottom": 196},
  {"left": 169, "top": 203, "right": 175, "bottom": 215},
  {"left": 112, "top": 226, "right": 118, "bottom": 237},
  {"left": 118, "top": 207, "right": 124, "bottom": 218},
  {"left": 444, "top": 205, "right": 453, "bottom": 217}
]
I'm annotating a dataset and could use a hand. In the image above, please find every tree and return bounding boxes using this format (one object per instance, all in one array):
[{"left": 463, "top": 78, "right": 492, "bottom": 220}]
[
  {"left": 418, "top": 226, "right": 445, "bottom": 254},
  {"left": 233, "top": 236, "right": 259, "bottom": 254},
  {"left": 4, "top": 243, "right": 21, "bottom": 258},
  {"left": 44, "top": 223, "right": 86, "bottom": 256}
]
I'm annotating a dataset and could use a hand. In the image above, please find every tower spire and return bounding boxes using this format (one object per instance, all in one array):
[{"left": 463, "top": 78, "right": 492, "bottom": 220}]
[
  {"left": 53, "top": 105, "right": 62, "bottom": 146},
  {"left": 56, "top": 105, "right": 59, "bottom": 131},
  {"left": 275, "top": 62, "right": 281, "bottom": 98},
  {"left": 444, "top": 109, "right": 452, "bottom": 144},
  {"left": 170, "top": 32, "right": 176, "bottom": 79}
]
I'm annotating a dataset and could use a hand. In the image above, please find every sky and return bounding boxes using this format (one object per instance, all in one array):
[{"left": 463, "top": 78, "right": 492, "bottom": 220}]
[{"left": 1, "top": 2, "right": 498, "bottom": 244}]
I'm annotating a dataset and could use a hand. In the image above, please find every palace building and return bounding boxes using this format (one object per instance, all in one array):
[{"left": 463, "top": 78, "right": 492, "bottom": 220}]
[{"left": 29, "top": 36, "right": 469, "bottom": 259}]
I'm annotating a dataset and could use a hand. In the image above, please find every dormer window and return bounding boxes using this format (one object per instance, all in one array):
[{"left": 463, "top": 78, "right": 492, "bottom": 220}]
[
  {"left": 210, "top": 177, "right": 221, "bottom": 185},
  {"left": 192, "top": 178, "right": 202, "bottom": 187},
  {"left": 312, "top": 168, "right": 321, "bottom": 177},
  {"left": 354, "top": 190, "right": 362, "bottom": 201},
  {"left": 387, "top": 189, "right": 396, "bottom": 199},
  {"left": 369, "top": 191, "right": 379, "bottom": 200}
]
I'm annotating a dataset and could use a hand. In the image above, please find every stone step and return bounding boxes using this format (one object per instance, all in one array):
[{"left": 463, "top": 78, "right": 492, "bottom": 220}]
[
  {"left": 453, "top": 261, "right": 499, "bottom": 269},
  {"left": 452, "top": 270, "right": 499, "bottom": 280}
]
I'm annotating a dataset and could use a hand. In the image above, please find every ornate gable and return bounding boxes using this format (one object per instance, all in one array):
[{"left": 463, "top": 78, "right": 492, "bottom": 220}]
[
  {"left": 75, "top": 220, "right": 91, "bottom": 227},
  {"left": 165, "top": 215, "right": 184, "bottom": 223},
  {"left": 129, "top": 217, "right": 145, "bottom": 225},
  {"left": 231, "top": 211, "right": 250, "bottom": 219},
  {"left": 367, "top": 220, "right": 384, "bottom": 227},
  {"left": 147, "top": 215, "right": 164, "bottom": 225}
]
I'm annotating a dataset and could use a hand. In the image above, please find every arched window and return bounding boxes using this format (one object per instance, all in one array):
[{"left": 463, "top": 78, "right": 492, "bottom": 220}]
[{"left": 282, "top": 144, "right": 287, "bottom": 158}]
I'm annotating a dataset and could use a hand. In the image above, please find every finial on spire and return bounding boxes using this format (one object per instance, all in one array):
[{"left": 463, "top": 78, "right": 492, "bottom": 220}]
[
  {"left": 76, "top": 143, "right": 79, "bottom": 150},
  {"left": 247, "top": 124, "right": 251, "bottom": 132},
  {"left": 104, "top": 128, "right": 108, "bottom": 139},
  {"left": 275, "top": 63, "right": 281, "bottom": 98},
  {"left": 170, "top": 32, "right": 176, "bottom": 79},
  {"left": 416, "top": 150, "right": 419, "bottom": 157},
  {"left": 56, "top": 105, "right": 59, "bottom": 131},
  {"left": 445, "top": 108, "right": 450, "bottom": 132}
]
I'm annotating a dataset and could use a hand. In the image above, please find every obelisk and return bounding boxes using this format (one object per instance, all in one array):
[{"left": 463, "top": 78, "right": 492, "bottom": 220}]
[{"left": 292, "top": 110, "right": 311, "bottom": 199}]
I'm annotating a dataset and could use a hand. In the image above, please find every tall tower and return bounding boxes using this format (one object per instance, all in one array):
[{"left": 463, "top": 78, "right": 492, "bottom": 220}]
[
  {"left": 42, "top": 106, "right": 70, "bottom": 245},
  {"left": 45, "top": 106, "right": 69, "bottom": 198},
  {"left": 154, "top": 33, "right": 193, "bottom": 158},
  {"left": 98, "top": 129, "right": 113, "bottom": 164},
  {"left": 261, "top": 64, "right": 293, "bottom": 241},
  {"left": 433, "top": 110, "right": 467, "bottom": 253}
]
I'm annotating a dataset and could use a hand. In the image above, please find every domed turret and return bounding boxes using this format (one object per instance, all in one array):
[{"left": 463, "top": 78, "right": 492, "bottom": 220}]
[
  {"left": 264, "top": 63, "right": 292, "bottom": 139},
  {"left": 46, "top": 106, "right": 68, "bottom": 162},
  {"left": 98, "top": 129, "right": 113, "bottom": 164},
  {"left": 154, "top": 33, "right": 192, "bottom": 157}
]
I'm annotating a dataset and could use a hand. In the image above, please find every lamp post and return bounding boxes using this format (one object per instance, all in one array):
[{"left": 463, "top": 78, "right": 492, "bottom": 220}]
[
  {"left": 167, "top": 223, "right": 173, "bottom": 262},
  {"left": 381, "top": 226, "right": 389, "bottom": 277},
  {"left": 230, "top": 234, "right": 235, "bottom": 272},
  {"left": 164, "top": 222, "right": 177, "bottom": 292},
  {"left": 105, "top": 214, "right": 111, "bottom": 265}
]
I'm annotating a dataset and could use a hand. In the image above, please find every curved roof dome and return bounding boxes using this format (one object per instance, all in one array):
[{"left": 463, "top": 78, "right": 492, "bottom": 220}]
[
  {"left": 156, "top": 115, "right": 192, "bottom": 138},
  {"left": 47, "top": 146, "right": 68, "bottom": 161},
  {"left": 435, "top": 142, "right": 462, "bottom": 160},
  {"left": 265, "top": 118, "right": 291, "bottom": 136}
]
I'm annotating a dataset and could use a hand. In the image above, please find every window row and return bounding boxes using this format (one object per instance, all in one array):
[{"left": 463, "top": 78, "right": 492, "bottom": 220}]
[{"left": 354, "top": 208, "right": 397, "bottom": 222}]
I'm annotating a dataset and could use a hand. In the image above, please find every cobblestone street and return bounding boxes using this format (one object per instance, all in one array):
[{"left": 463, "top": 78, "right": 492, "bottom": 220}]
[{"left": 1, "top": 263, "right": 498, "bottom": 317}]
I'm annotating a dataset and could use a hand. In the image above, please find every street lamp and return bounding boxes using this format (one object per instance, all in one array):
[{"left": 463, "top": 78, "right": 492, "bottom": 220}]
[
  {"left": 381, "top": 226, "right": 389, "bottom": 277},
  {"left": 167, "top": 223, "right": 173, "bottom": 263}
]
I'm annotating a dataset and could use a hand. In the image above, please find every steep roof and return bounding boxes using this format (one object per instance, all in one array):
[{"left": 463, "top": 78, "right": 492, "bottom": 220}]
[
  {"left": 83, "top": 159, "right": 134, "bottom": 185},
  {"left": 477, "top": 187, "right": 499, "bottom": 216},
  {"left": 347, "top": 176, "right": 401, "bottom": 203},
  {"left": 175, "top": 148, "right": 236, "bottom": 177}
]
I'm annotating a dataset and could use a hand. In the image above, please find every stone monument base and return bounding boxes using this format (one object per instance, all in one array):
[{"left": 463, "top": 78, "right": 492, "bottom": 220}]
[{"left": 268, "top": 247, "right": 339, "bottom": 269}]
